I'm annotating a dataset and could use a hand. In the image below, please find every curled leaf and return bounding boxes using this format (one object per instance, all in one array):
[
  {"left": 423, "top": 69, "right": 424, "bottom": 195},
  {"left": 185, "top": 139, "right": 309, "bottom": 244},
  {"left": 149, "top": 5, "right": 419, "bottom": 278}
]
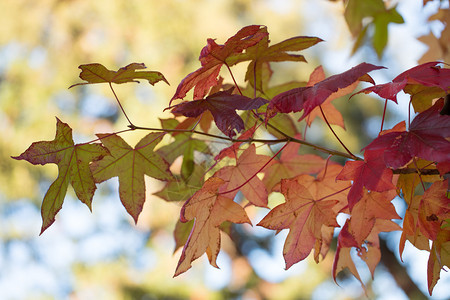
[{"left": 69, "top": 63, "right": 169, "bottom": 88}]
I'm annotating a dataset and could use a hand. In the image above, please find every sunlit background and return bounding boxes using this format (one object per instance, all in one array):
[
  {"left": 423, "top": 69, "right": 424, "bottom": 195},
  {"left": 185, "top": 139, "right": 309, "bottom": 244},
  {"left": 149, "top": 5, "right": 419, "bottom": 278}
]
[{"left": 1, "top": 0, "right": 449, "bottom": 299}]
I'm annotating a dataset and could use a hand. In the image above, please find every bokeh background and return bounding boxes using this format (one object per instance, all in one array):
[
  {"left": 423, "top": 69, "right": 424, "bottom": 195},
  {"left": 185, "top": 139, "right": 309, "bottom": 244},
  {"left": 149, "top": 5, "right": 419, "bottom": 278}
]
[{"left": 1, "top": 0, "right": 449, "bottom": 299}]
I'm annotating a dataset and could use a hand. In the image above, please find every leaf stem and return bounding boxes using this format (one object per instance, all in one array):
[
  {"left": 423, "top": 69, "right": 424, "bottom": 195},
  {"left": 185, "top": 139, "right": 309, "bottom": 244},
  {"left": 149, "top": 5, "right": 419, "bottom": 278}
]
[
  {"left": 109, "top": 83, "right": 136, "bottom": 129},
  {"left": 224, "top": 63, "right": 243, "bottom": 96},
  {"left": 319, "top": 105, "right": 356, "bottom": 159},
  {"left": 380, "top": 99, "right": 388, "bottom": 133},
  {"left": 412, "top": 158, "right": 426, "bottom": 192}
]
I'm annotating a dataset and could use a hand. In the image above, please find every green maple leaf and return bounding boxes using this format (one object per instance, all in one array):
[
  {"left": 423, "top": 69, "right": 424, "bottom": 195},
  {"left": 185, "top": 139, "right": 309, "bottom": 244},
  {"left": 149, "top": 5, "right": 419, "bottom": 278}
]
[
  {"left": 344, "top": 0, "right": 404, "bottom": 57},
  {"left": 156, "top": 118, "right": 210, "bottom": 180},
  {"left": 90, "top": 132, "right": 174, "bottom": 223},
  {"left": 12, "top": 118, "right": 109, "bottom": 234},
  {"left": 69, "top": 62, "right": 169, "bottom": 88},
  {"left": 231, "top": 28, "right": 322, "bottom": 93}
]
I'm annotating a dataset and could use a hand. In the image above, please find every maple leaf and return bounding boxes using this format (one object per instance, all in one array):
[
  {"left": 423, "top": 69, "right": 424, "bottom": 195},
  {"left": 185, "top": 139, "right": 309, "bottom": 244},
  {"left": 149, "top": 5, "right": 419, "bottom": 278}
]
[
  {"left": 156, "top": 118, "right": 210, "bottom": 180},
  {"left": 427, "top": 226, "right": 450, "bottom": 295},
  {"left": 90, "top": 132, "right": 173, "bottom": 223},
  {"left": 396, "top": 159, "right": 441, "bottom": 204},
  {"left": 262, "top": 139, "right": 326, "bottom": 192},
  {"left": 356, "top": 62, "right": 450, "bottom": 103},
  {"left": 173, "top": 219, "right": 194, "bottom": 254},
  {"left": 236, "top": 28, "right": 322, "bottom": 92},
  {"left": 333, "top": 218, "right": 400, "bottom": 289},
  {"left": 364, "top": 99, "right": 450, "bottom": 168},
  {"left": 215, "top": 144, "right": 271, "bottom": 207},
  {"left": 358, "top": 219, "right": 401, "bottom": 277},
  {"left": 170, "top": 89, "right": 268, "bottom": 138},
  {"left": 172, "top": 110, "right": 215, "bottom": 134},
  {"left": 418, "top": 180, "right": 450, "bottom": 241},
  {"left": 258, "top": 179, "right": 339, "bottom": 269},
  {"left": 12, "top": 118, "right": 108, "bottom": 234},
  {"left": 418, "top": 9, "right": 450, "bottom": 64},
  {"left": 171, "top": 25, "right": 268, "bottom": 102},
  {"left": 174, "top": 177, "right": 251, "bottom": 276},
  {"left": 344, "top": 0, "right": 404, "bottom": 57},
  {"left": 154, "top": 164, "right": 204, "bottom": 203},
  {"left": 214, "top": 124, "right": 257, "bottom": 162},
  {"left": 404, "top": 84, "right": 447, "bottom": 113},
  {"left": 348, "top": 189, "right": 400, "bottom": 245},
  {"left": 336, "top": 149, "right": 396, "bottom": 210},
  {"left": 304, "top": 65, "right": 351, "bottom": 129},
  {"left": 268, "top": 63, "right": 384, "bottom": 121},
  {"left": 69, "top": 63, "right": 169, "bottom": 88},
  {"left": 258, "top": 165, "right": 350, "bottom": 268},
  {"left": 400, "top": 195, "right": 431, "bottom": 259},
  {"left": 332, "top": 221, "right": 362, "bottom": 285}
]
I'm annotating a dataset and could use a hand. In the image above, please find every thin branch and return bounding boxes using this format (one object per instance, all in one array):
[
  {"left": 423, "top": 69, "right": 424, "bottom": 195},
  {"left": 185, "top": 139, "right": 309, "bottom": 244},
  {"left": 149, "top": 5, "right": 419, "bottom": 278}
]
[
  {"left": 131, "top": 124, "right": 288, "bottom": 143},
  {"left": 392, "top": 168, "right": 440, "bottom": 175}
]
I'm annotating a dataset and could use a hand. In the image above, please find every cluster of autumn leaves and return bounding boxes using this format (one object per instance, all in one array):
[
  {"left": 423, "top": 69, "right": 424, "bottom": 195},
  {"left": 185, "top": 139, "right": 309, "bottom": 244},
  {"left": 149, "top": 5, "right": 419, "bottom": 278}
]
[{"left": 13, "top": 25, "right": 449, "bottom": 294}]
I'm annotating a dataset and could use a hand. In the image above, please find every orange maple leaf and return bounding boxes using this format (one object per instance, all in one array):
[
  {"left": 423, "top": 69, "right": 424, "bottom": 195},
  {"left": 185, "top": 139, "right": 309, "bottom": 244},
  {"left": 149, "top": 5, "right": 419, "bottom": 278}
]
[
  {"left": 427, "top": 226, "right": 450, "bottom": 295},
  {"left": 333, "top": 218, "right": 400, "bottom": 290},
  {"left": 262, "top": 139, "right": 326, "bottom": 192},
  {"left": 357, "top": 219, "right": 401, "bottom": 277},
  {"left": 400, "top": 195, "right": 431, "bottom": 259},
  {"left": 174, "top": 177, "right": 251, "bottom": 276},
  {"left": 349, "top": 189, "right": 400, "bottom": 244},
  {"left": 418, "top": 180, "right": 450, "bottom": 241},
  {"left": 258, "top": 165, "right": 350, "bottom": 269},
  {"left": 215, "top": 144, "right": 271, "bottom": 207}
]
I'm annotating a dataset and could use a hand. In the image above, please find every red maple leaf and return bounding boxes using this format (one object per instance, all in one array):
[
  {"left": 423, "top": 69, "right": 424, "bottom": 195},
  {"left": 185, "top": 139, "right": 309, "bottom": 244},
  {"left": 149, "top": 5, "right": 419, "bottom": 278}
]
[
  {"left": 171, "top": 25, "right": 268, "bottom": 102},
  {"left": 170, "top": 89, "right": 268, "bottom": 137},
  {"left": 336, "top": 149, "right": 396, "bottom": 210},
  {"left": 174, "top": 177, "right": 251, "bottom": 276},
  {"left": 356, "top": 61, "right": 450, "bottom": 103},
  {"left": 364, "top": 99, "right": 450, "bottom": 168},
  {"left": 304, "top": 65, "right": 356, "bottom": 129},
  {"left": 267, "top": 63, "right": 384, "bottom": 120}
]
